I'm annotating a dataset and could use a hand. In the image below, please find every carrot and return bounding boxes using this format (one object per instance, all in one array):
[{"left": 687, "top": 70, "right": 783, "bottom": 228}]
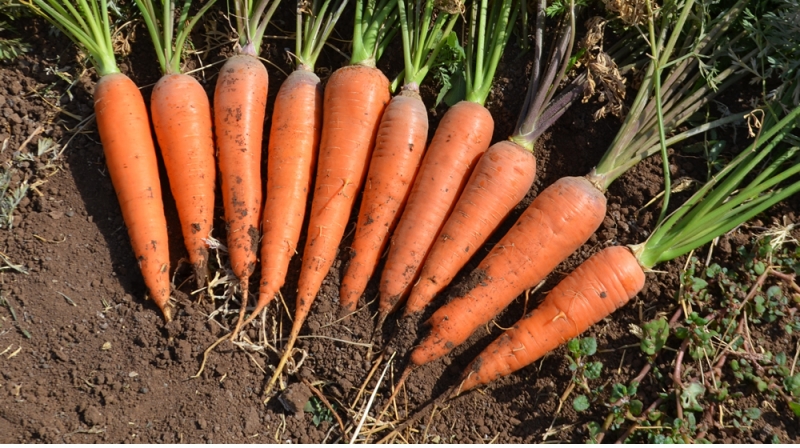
[
  {"left": 28, "top": 0, "right": 173, "bottom": 320},
  {"left": 231, "top": 0, "right": 349, "bottom": 338},
  {"left": 405, "top": 0, "right": 753, "bottom": 367},
  {"left": 459, "top": 245, "right": 643, "bottom": 392},
  {"left": 411, "top": 175, "right": 607, "bottom": 365},
  {"left": 337, "top": 92, "right": 429, "bottom": 313},
  {"left": 136, "top": 0, "right": 217, "bottom": 288},
  {"left": 458, "top": 103, "right": 800, "bottom": 393},
  {"left": 263, "top": 0, "right": 399, "bottom": 396},
  {"left": 404, "top": 0, "right": 586, "bottom": 316},
  {"left": 377, "top": 0, "right": 517, "bottom": 321},
  {"left": 338, "top": 0, "right": 459, "bottom": 314},
  {"left": 215, "top": 0, "right": 280, "bottom": 327},
  {"left": 403, "top": 141, "right": 536, "bottom": 314}
]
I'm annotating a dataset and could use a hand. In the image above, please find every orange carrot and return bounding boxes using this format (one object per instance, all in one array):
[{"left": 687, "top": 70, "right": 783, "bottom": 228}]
[
  {"left": 29, "top": 0, "right": 174, "bottom": 321},
  {"left": 459, "top": 245, "right": 643, "bottom": 392},
  {"left": 215, "top": 53, "right": 268, "bottom": 301},
  {"left": 137, "top": 0, "right": 217, "bottom": 288},
  {"left": 338, "top": 0, "right": 459, "bottom": 314},
  {"left": 263, "top": 0, "right": 399, "bottom": 396},
  {"left": 96, "top": 74, "right": 173, "bottom": 320},
  {"left": 403, "top": 139, "right": 536, "bottom": 315},
  {"left": 458, "top": 102, "right": 800, "bottom": 391},
  {"left": 212, "top": 0, "right": 281, "bottom": 332},
  {"left": 232, "top": 0, "right": 348, "bottom": 337},
  {"left": 151, "top": 74, "right": 215, "bottom": 285},
  {"left": 338, "top": 91, "right": 430, "bottom": 313},
  {"left": 252, "top": 70, "right": 321, "bottom": 316},
  {"left": 411, "top": 175, "right": 607, "bottom": 366},
  {"left": 376, "top": 0, "right": 518, "bottom": 321},
  {"left": 403, "top": 0, "right": 587, "bottom": 315},
  {"left": 294, "top": 64, "right": 389, "bottom": 325},
  {"left": 378, "top": 100, "right": 493, "bottom": 315}
]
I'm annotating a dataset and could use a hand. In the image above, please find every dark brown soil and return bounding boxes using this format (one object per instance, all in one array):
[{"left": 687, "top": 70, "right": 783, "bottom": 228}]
[{"left": 1, "top": 10, "right": 798, "bottom": 444}]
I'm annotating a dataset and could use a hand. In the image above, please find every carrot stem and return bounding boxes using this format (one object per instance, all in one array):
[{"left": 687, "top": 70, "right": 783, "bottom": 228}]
[
  {"left": 510, "top": 0, "right": 579, "bottom": 151},
  {"left": 396, "top": 0, "right": 459, "bottom": 88},
  {"left": 639, "top": 103, "right": 800, "bottom": 269},
  {"left": 27, "top": 0, "right": 119, "bottom": 75},
  {"left": 296, "top": 0, "right": 349, "bottom": 71},
  {"left": 592, "top": 0, "right": 749, "bottom": 191},
  {"left": 351, "top": 0, "right": 400, "bottom": 66},
  {"left": 231, "top": 0, "right": 282, "bottom": 55},
  {"left": 464, "top": 0, "right": 517, "bottom": 105},
  {"left": 134, "top": 0, "right": 217, "bottom": 75}
]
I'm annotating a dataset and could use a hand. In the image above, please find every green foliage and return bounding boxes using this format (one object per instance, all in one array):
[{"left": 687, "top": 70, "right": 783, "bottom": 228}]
[
  {"left": 566, "top": 337, "right": 605, "bottom": 413},
  {"left": 431, "top": 31, "right": 465, "bottom": 107},
  {"left": 303, "top": 396, "right": 336, "bottom": 427},
  {"left": 543, "top": 0, "right": 587, "bottom": 17},
  {"left": 640, "top": 317, "right": 669, "bottom": 355},
  {"left": 0, "top": 0, "right": 31, "bottom": 60},
  {"left": 742, "top": 0, "right": 800, "bottom": 104}
]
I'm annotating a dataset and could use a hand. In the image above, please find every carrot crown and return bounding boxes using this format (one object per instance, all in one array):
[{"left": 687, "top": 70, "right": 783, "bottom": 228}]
[
  {"left": 25, "top": 0, "right": 119, "bottom": 76},
  {"left": 135, "top": 0, "right": 217, "bottom": 75},
  {"left": 508, "top": 0, "right": 581, "bottom": 151},
  {"left": 635, "top": 103, "right": 800, "bottom": 270},
  {"left": 395, "top": 0, "right": 459, "bottom": 90},
  {"left": 463, "top": 0, "right": 517, "bottom": 106},
  {"left": 350, "top": 0, "right": 400, "bottom": 67},
  {"left": 294, "top": 0, "right": 349, "bottom": 72},
  {"left": 589, "top": 0, "right": 752, "bottom": 193},
  {"left": 232, "top": 0, "right": 282, "bottom": 56}
]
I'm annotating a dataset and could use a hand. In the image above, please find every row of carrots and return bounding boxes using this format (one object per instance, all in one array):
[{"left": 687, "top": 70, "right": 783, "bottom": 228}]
[{"left": 30, "top": 0, "right": 800, "bottom": 411}]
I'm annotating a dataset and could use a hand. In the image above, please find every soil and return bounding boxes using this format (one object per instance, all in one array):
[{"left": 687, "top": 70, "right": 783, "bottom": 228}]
[{"left": 1, "top": 9, "right": 799, "bottom": 444}]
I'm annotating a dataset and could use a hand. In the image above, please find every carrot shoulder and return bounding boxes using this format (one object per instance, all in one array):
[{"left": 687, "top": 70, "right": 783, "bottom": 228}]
[
  {"left": 95, "top": 73, "right": 172, "bottom": 319},
  {"left": 411, "top": 175, "right": 607, "bottom": 366},
  {"left": 339, "top": 89, "right": 429, "bottom": 313},
  {"left": 379, "top": 100, "right": 494, "bottom": 314},
  {"left": 459, "top": 245, "right": 644, "bottom": 392}
]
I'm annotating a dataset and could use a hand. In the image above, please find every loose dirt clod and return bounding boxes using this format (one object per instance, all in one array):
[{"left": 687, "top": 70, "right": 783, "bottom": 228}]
[{"left": 277, "top": 383, "right": 312, "bottom": 414}]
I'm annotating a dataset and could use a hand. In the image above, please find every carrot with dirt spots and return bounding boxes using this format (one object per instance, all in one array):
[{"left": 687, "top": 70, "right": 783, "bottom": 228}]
[
  {"left": 27, "top": 0, "right": 173, "bottom": 320},
  {"left": 230, "top": 0, "right": 349, "bottom": 339},
  {"left": 458, "top": 103, "right": 800, "bottom": 393},
  {"left": 215, "top": 0, "right": 281, "bottom": 326},
  {"left": 375, "top": 0, "right": 517, "bottom": 325},
  {"left": 337, "top": 0, "right": 460, "bottom": 314},
  {"left": 135, "top": 0, "right": 217, "bottom": 289},
  {"left": 263, "top": 0, "right": 400, "bottom": 397}
]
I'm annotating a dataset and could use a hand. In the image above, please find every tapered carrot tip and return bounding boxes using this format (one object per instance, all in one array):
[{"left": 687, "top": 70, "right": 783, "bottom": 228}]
[{"left": 161, "top": 304, "right": 173, "bottom": 322}]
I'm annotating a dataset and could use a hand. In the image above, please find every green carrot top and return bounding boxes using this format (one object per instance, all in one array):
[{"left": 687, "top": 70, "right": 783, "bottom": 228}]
[
  {"left": 395, "top": 0, "right": 459, "bottom": 90},
  {"left": 635, "top": 103, "right": 800, "bottom": 269},
  {"left": 350, "top": 0, "right": 400, "bottom": 67},
  {"left": 231, "top": 0, "right": 282, "bottom": 56},
  {"left": 26, "top": 0, "right": 120, "bottom": 76},
  {"left": 135, "top": 0, "right": 217, "bottom": 75},
  {"left": 589, "top": 0, "right": 752, "bottom": 193},
  {"left": 294, "top": 0, "right": 349, "bottom": 72},
  {"left": 463, "top": 0, "right": 518, "bottom": 105}
]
